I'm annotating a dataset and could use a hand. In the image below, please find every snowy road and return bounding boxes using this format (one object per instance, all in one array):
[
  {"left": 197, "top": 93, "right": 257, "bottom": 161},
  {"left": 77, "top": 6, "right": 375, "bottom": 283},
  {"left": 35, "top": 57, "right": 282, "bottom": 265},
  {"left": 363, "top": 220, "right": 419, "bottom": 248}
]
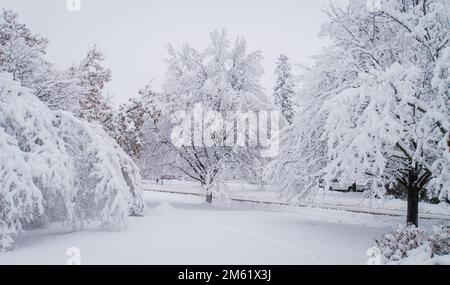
[
  {"left": 0, "top": 191, "right": 437, "bottom": 265},
  {"left": 143, "top": 180, "right": 450, "bottom": 220},
  {"left": 144, "top": 188, "right": 450, "bottom": 221}
]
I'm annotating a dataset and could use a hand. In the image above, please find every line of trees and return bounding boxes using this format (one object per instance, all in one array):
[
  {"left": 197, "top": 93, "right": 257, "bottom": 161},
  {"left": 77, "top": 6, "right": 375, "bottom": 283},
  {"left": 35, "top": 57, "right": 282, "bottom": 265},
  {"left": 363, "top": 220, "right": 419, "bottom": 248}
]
[{"left": 2, "top": 0, "right": 449, "bottom": 227}]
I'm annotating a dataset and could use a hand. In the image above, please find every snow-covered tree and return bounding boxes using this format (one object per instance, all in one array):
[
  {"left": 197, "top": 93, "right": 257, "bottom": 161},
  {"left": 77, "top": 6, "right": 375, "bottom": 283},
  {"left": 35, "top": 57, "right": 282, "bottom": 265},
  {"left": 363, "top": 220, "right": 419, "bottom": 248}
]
[
  {"left": 132, "top": 83, "right": 181, "bottom": 180},
  {"left": 0, "top": 10, "right": 114, "bottom": 127},
  {"left": 0, "top": 73, "right": 145, "bottom": 252},
  {"left": 109, "top": 95, "right": 150, "bottom": 159},
  {"left": 0, "top": 9, "right": 49, "bottom": 88},
  {"left": 273, "top": 0, "right": 450, "bottom": 226},
  {"left": 269, "top": 49, "right": 339, "bottom": 201},
  {"left": 0, "top": 8, "right": 147, "bottom": 170},
  {"left": 145, "top": 30, "right": 271, "bottom": 202},
  {"left": 68, "top": 47, "right": 113, "bottom": 123},
  {"left": 273, "top": 54, "right": 295, "bottom": 124},
  {"left": 34, "top": 66, "right": 85, "bottom": 111}
]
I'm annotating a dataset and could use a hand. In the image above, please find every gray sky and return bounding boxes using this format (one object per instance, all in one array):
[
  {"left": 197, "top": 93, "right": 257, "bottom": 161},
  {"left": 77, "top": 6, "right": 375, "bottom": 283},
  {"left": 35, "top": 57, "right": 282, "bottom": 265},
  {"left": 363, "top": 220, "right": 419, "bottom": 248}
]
[{"left": 1, "top": 0, "right": 348, "bottom": 105}]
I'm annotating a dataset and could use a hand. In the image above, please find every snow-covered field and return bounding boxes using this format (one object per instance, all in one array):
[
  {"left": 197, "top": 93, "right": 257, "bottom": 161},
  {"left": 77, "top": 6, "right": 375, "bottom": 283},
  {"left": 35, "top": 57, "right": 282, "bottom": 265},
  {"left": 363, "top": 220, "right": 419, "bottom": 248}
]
[{"left": 1, "top": 190, "right": 448, "bottom": 265}]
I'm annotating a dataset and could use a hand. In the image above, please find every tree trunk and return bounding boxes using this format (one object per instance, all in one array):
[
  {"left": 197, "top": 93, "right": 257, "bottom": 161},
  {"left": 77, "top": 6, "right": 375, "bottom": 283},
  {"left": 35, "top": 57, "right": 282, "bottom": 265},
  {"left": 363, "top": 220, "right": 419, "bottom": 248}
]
[
  {"left": 205, "top": 192, "right": 213, "bottom": 204},
  {"left": 407, "top": 185, "right": 419, "bottom": 227},
  {"left": 406, "top": 169, "right": 419, "bottom": 227},
  {"left": 202, "top": 181, "right": 214, "bottom": 204},
  {"left": 396, "top": 164, "right": 430, "bottom": 228}
]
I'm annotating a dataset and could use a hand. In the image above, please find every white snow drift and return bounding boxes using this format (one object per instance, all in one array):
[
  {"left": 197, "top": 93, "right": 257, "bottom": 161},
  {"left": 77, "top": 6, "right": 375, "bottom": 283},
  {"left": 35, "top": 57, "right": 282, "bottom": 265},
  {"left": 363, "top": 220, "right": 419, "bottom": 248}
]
[{"left": 0, "top": 73, "right": 145, "bottom": 252}]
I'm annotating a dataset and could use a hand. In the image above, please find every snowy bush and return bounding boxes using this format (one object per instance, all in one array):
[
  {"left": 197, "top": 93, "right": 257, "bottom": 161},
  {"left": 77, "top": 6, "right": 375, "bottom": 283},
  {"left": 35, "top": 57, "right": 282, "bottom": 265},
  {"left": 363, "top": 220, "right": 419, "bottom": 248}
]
[
  {"left": 428, "top": 226, "right": 450, "bottom": 257},
  {"left": 375, "top": 225, "right": 426, "bottom": 262},
  {"left": 0, "top": 73, "right": 145, "bottom": 252},
  {"left": 375, "top": 225, "right": 450, "bottom": 264}
]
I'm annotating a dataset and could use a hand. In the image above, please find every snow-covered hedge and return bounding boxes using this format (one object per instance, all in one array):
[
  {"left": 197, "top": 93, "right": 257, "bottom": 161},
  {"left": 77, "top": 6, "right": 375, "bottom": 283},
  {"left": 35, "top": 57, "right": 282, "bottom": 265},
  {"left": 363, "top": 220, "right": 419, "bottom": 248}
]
[
  {"left": 0, "top": 73, "right": 145, "bottom": 252},
  {"left": 428, "top": 226, "right": 450, "bottom": 257},
  {"left": 375, "top": 225, "right": 426, "bottom": 262},
  {"left": 375, "top": 225, "right": 450, "bottom": 265}
]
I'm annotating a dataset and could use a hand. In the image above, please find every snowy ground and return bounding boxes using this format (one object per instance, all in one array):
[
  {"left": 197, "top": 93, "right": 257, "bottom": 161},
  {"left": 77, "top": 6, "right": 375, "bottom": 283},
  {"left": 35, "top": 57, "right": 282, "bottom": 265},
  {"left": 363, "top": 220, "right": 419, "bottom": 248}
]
[{"left": 1, "top": 189, "right": 448, "bottom": 265}]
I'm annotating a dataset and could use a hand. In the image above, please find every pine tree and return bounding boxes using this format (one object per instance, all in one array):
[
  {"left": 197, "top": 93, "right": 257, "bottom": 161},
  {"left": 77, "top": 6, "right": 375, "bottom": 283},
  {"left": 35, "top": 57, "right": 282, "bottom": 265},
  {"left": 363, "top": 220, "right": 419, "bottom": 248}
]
[{"left": 273, "top": 54, "right": 295, "bottom": 125}]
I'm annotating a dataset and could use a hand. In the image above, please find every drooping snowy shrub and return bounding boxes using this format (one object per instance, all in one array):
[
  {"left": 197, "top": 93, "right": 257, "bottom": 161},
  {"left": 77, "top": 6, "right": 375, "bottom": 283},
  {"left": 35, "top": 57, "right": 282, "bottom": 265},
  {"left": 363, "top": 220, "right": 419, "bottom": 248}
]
[
  {"left": 428, "top": 226, "right": 450, "bottom": 257},
  {"left": 375, "top": 225, "right": 426, "bottom": 262},
  {"left": 375, "top": 225, "right": 450, "bottom": 264},
  {"left": 0, "top": 73, "right": 145, "bottom": 251}
]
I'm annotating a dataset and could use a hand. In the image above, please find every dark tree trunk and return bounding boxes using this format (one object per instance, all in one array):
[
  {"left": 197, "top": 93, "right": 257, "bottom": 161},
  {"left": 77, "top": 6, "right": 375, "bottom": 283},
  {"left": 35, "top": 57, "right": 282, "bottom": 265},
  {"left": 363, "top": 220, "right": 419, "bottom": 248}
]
[
  {"left": 404, "top": 165, "right": 429, "bottom": 228},
  {"left": 205, "top": 192, "right": 213, "bottom": 204},
  {"left": 202, "top": 181, "right": 214, "bottom": 204},
  {"left": 406, "top": 184, "right": 419, "bottom": 227}
]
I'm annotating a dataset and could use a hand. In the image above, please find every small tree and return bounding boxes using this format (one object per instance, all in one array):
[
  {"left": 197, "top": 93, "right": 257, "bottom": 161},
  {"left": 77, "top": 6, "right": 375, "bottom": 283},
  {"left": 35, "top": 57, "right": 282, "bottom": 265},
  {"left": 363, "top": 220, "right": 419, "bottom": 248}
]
[
  {"left": 68, "top": 46, "right": 113, "bottom": 123},
  {"left": 273, "top": 54, "right": 295, "bottom": 125},
  {"left": 110, "top": 97, "right": 149, "bottom": 159}
]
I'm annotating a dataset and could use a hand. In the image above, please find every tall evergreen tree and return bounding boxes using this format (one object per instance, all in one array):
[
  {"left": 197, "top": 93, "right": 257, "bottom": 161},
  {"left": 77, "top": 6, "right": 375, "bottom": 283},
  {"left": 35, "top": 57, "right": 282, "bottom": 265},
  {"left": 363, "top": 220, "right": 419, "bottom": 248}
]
[{"left": 273, "top": 54, "right": 295, "bottom": 124}]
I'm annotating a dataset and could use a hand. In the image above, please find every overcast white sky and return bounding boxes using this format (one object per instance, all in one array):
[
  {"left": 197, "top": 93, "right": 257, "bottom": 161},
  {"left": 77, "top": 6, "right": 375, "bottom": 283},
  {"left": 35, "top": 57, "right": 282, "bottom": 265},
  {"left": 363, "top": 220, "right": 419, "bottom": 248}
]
[{"left": 1, "top": 0, "right": 348, "bottom": 104}]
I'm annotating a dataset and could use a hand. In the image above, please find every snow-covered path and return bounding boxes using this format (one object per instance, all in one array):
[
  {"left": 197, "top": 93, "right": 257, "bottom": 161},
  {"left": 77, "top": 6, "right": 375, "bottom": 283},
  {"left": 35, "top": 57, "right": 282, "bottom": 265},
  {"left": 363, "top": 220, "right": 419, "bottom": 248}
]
[{"left": 0, "top": 192, "right": 409, "bottom": 265}]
